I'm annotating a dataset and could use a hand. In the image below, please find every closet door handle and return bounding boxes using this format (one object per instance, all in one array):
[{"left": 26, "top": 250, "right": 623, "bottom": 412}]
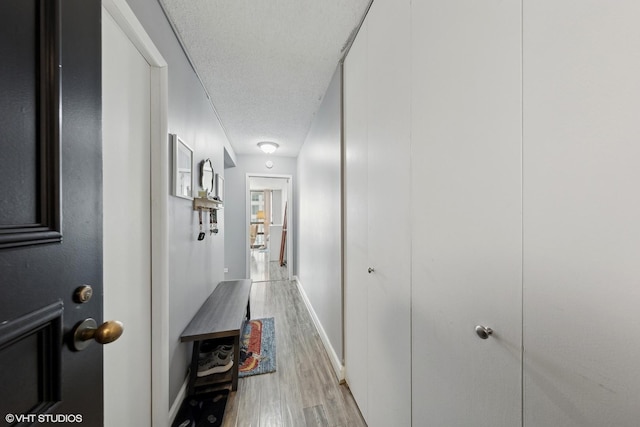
[
  {"left": 367, "top": 267, "right": 375, "bottom": 274},
  {"left": 475, "top": 325, "right": 493, "bottom": 339}
]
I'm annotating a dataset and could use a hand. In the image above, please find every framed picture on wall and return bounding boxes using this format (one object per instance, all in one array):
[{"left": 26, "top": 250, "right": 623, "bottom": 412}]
[
  {"left": 215, "top": 173, "right": 224, "bottom": 202},
  {"left": 172, "top": 134, "right": 193, "bottom": 199}
]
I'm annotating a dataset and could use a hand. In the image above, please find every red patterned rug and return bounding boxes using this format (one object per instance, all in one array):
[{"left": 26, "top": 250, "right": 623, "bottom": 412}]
[{"left": 238, "top": 317, "right": 276, "bottom": 377}]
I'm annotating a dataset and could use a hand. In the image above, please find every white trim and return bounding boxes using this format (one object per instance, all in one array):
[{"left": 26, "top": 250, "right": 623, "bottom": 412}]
[
  {"left": 168, "top": 377, "right": 189, "bottom": 425},
  {"left": 102, "top": 0, "right": 166, "bottom": 67},
  {"left": 294, "top": 276, "right": 346, "bottom": 382},
  {"left": 150, "top": 66, "right": 170, "bottom": 427},
  {"left": 101, "top": 1, "right": 170, "bottom": 425},
  {"left": 245, "top": 173, "right": 294, "bottom": 280}
]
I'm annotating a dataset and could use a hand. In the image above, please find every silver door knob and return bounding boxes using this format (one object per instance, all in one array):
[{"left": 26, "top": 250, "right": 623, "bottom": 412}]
[
  {"left": 368, "top": 267, "right": 375, "bottom": 273},
  {"left": 475, "top": 325, "right": 493, "bottom": 339}
]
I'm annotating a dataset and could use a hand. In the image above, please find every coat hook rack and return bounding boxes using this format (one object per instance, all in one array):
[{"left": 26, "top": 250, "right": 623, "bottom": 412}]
[{"left": 193, "top": 196, "right": 222, "bottom": 240}]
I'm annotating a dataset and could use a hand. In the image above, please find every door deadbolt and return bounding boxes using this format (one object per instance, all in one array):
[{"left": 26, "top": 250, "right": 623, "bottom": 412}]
[{"left": 73, "top": 285, "right": 93, "bottom": 304}]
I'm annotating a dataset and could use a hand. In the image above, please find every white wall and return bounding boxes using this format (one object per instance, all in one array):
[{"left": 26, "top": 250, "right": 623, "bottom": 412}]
[
  {"left": 295, "top": 65, "right": 343, "bottom": 361},
  {"left": 124, "top": 0, "right": 233, "bottom": 405},
  {"left": 224, "top": 154, "right": 297, "bottom": 280}
]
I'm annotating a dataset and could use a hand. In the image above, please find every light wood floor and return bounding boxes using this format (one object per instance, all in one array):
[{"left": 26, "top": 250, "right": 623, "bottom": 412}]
[
  {"left": 249, "top": 249, "right": 289, "bottom": 282},
  {"left": 221, "top": 280, "right": 366, "bottom": 427}
]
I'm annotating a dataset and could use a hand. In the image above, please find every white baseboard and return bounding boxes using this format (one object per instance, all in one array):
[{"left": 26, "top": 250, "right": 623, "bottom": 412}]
[
  {"left": 293, "top": 276, "right": 345, "bottom": 382},
  {"left": 168, "top": 377, "right": 188, "bottom": 425}
]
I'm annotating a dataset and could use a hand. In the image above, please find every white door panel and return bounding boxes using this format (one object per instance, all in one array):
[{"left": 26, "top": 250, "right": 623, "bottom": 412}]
[
  {"left": 523, "top": 2, "right": 640, "bottom": 426},
  {"left": 365, "top": 1, "right": 412, "bottom": 426},
  {"left": 344, "top": 1, "right": 412, "bottom": 424},
  {"left": 343, "top": 17, "right": 370, "bottom": 420},
  {"left": 102, "top": 8, "right": 152, "bottom": 426},
  {"left": 411, "top": 1, "right": 522, "bottom": 425}
]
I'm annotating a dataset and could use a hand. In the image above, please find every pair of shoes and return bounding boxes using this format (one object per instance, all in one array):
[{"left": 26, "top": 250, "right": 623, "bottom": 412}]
[
  {"left": 199, "top": 341, "right": 233, "bottom": 358},
  {"left": 197, "top": 352, "right": 233, "bottom": 377},
  {"left": 197, "top": 344, "right": 234, "bottom": 377}
]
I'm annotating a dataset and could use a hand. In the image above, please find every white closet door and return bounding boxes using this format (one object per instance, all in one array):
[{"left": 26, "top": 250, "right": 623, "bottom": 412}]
[
  {"left": 344, "top": 0, "right": 411, "bottom": 424},
  {"left": 365, "top": 0, "right": 412, "bottom": 426},
  {"left": 523, "top": 2, "right": 640, "bottom": 426},
  {"left": 344, "top": 17, "right": 370, "bottom": 420},
  {"left": 410, "top": 1, "right": 523, "bottom": 426}
]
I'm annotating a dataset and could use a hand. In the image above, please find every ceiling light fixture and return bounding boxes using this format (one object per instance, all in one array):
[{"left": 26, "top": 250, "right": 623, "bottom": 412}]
[{"left": 257, "top": 141, "right": 279, "bottom": 154}]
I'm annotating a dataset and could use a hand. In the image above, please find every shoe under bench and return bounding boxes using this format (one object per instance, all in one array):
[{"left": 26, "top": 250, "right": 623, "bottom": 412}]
[{"left": 180, "top": 279, "right": 252, "bottom": 395}]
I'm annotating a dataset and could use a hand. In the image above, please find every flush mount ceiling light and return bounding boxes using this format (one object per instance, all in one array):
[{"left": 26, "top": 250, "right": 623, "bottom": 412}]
[{"left": 257, "top": 141, "right": 279, "bottom": 154}]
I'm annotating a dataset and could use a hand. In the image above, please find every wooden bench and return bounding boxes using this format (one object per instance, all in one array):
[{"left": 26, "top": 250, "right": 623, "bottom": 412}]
[{"left": 180, "top": 279, "right": 252, "bottom": 395}]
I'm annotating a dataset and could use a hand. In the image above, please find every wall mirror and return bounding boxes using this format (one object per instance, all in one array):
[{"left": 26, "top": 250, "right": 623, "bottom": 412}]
[
  {"left": 201, "top": 158, "right": 214, "bottom": 196},
  {"left": 172, "top": 134, "right": 193, "bottom": 200}
]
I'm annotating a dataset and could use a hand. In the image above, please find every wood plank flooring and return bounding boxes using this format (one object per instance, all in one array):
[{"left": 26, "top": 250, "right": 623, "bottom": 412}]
[
  {"left": 221, "top": 280, "right": 366, "bottom": 427},
  {"left": 249, "top": 249, "right": 289, "bottom": 282}
]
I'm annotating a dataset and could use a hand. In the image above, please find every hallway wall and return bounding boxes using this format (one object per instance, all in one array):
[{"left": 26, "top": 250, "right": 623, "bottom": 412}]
[{"left": 295, "top": 65, "right": 344, "bottom": 364}]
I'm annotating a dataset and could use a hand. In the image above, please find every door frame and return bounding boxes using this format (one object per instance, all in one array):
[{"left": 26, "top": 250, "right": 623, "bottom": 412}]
[
  {"left": 101, "top": 0, "right": 170, "bottom": 425},
  {"left": 245, "top": 173, "right": 294, "bottom": 280}
]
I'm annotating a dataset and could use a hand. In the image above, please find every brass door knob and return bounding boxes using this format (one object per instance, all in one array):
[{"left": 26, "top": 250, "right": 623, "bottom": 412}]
[{"left": 72, "top": 318, "right": 124, "bottom": 351}]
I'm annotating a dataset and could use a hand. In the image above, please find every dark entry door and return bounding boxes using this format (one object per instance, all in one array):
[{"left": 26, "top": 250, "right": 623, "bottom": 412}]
[{"left": 0, "top": 0, "right": 106, "bottom": 425}]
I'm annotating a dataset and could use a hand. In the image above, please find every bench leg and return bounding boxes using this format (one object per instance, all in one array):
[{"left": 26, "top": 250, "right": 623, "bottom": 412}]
[
  {"left": 232, "top": 334, "right": 240, "bottom": 391},
  {"left": 187, "top": 341, "right": 201, "bottom": 396}
]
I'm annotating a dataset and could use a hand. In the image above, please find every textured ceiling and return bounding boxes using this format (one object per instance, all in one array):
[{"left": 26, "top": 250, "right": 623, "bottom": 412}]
[{"left": 159, "top": 0, "right": 370, "bottom": 157}]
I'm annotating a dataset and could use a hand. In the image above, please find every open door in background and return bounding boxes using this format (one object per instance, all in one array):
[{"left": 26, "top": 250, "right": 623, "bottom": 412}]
[{"left": 246, "top": 175, "right": 292, "bottom": 282}]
